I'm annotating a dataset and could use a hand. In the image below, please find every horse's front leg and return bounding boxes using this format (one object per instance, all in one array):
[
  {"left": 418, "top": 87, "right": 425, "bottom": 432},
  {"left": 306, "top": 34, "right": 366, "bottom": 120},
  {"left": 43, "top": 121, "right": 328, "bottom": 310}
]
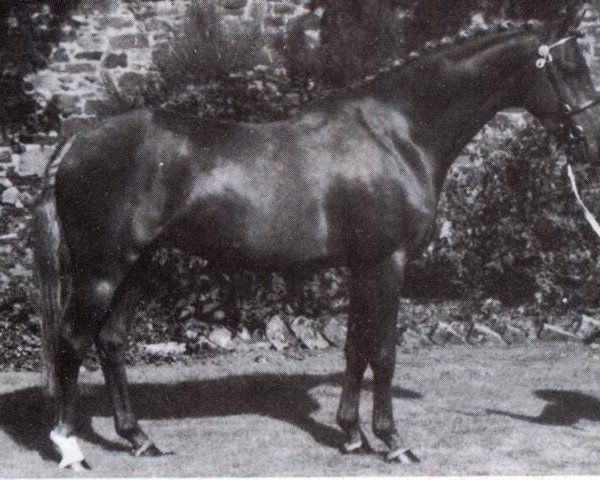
[
  {"left": 95, "top": 282, "right": 164, "bottom": 457},
  {"left": 338, "top": 251, "right": 418, "bottom": 463},
  {"left": 367, "top": 252, "right": 418, "bottom": 463}
]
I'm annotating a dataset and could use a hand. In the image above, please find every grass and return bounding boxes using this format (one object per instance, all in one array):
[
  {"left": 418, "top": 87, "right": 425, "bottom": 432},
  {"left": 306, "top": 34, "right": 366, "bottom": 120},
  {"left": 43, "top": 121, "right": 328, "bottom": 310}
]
[{"left": 2, "top": 343, "right": 600, "bottom": 476}]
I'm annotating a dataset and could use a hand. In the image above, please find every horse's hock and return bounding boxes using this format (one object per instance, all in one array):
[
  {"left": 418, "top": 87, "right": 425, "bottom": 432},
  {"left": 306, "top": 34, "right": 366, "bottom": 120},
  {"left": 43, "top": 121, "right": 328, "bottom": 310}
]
[{"left": 25, "top": 0, "right": 311, "bottom": 138}]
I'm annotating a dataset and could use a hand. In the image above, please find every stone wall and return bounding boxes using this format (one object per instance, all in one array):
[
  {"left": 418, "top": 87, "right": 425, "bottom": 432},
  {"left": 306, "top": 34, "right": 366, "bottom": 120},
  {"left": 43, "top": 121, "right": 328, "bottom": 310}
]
[
  {"left": 23, "top": 2, "right": 600, "bottom": 140},
  {"left": 26, "top": 0, "right": 311, "bottom": 138},
  {"left": 0, "top": 0, "right": 313, "bottom": 204},
  {"left": 2, "top": 2, "right": 600, "bottom": 208}
]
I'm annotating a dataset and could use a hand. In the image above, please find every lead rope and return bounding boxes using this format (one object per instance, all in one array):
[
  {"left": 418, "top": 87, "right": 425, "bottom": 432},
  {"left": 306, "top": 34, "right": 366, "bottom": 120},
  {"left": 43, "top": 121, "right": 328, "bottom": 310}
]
[{"left": 566, "top": 164, "right": 600, "bottom": 239}]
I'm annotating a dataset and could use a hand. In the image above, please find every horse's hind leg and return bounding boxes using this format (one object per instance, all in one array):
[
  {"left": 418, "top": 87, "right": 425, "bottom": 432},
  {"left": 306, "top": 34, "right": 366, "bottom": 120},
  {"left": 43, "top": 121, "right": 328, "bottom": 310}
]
[
  {"left": 52, "top": 274, "right": 121, "bottom": 470},
  {"left": 95, "top": 276, "right": 163, "bottom": 457}
]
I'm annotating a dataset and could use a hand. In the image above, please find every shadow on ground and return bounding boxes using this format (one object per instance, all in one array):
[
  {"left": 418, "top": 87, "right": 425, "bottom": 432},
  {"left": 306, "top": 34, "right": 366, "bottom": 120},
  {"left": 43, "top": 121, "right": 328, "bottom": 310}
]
[
  {"left": 0, "top": 372, "right": 421, "bottom": 463},
  {"left": 487, "top": 389, "right": 600, "bottom": 426}
]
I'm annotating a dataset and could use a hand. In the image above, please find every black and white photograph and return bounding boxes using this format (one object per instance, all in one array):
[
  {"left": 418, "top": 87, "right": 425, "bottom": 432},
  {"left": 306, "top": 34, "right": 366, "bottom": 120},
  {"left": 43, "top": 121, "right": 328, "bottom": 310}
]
[{"left": 2, "top": 0, "right": 600, "bottom": 476}]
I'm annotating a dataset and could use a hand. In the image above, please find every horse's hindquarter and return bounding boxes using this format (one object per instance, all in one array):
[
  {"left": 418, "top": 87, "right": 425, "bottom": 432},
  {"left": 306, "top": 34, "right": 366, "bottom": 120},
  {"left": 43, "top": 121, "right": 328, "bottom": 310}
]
[{"left": 55, "top": 111, "right": 155, "bottom": 268}]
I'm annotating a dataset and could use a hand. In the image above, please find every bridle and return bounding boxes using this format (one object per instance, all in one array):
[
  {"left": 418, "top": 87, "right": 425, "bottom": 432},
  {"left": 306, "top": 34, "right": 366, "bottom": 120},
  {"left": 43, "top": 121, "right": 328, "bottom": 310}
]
[
  {"left": 536, "top": 35, "right": 600, "bottom": 158},
  {"left": 537, "top": 34, "right": 600, "bottom": 239}
]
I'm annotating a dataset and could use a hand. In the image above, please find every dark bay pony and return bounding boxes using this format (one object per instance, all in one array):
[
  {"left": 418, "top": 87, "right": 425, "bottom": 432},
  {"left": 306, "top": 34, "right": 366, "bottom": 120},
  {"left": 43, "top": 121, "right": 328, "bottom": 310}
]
[{"left": 34, "top": 13, "right": 600, "bottom": 470}]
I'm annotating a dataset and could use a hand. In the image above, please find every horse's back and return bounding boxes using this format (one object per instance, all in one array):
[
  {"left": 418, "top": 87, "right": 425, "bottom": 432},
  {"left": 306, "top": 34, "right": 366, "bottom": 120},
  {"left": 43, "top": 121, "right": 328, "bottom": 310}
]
[{"left": 153, "top": 99, "right": 436, "bottom": 266}]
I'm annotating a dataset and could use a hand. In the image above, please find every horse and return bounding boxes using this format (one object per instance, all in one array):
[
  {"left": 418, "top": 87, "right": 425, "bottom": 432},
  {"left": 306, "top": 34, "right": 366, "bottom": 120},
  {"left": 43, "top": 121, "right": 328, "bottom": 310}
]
[{"left": 34, "top": 11, "right": 600, "bottom": 470}]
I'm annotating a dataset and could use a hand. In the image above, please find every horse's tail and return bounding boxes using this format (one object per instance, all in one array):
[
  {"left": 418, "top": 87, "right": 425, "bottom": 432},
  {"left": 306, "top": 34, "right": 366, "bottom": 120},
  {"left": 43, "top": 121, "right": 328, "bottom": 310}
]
[{"left": 32, "top": 137, "right": 75, "bottom": 397}]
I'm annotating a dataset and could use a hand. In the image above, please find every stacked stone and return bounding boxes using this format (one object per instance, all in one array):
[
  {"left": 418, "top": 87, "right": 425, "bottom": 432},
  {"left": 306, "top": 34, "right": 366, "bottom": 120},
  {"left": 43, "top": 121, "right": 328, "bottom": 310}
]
[
  {"left": 27, "top": 1, "right": 188, "bottom": 137},
  {"left": 26, "top": 0, "right": 311, "bottom": 139},
  {"left": 0, "top": 0, "right": 313, "bottom": 196},
  {"left": 0, "top": 142, "right": 50, "bottom": 207}
]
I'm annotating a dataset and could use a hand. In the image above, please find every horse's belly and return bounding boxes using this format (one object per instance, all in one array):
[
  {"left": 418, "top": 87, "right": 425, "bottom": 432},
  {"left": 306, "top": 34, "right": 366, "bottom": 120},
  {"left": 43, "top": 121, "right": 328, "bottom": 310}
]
[{"left": 167, "top": 195, "right": 334, "bottom": 268}]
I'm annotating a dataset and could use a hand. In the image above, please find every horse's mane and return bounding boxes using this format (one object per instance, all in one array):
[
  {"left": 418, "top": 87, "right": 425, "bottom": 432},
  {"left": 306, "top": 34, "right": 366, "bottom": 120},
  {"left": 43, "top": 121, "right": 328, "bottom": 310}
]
[
  {"left": 155, "top": 7, "right": 585, "bottom": 124},
  {"left": 330, "top": 6, "right": 587, "bottom": 98},
  {"left": 315, "top": 20, "right": 543, "bottom": 99}
]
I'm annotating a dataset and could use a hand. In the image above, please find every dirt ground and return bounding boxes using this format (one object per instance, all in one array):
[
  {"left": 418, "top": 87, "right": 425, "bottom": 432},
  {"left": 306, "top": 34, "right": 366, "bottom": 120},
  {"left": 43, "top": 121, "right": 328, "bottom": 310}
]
[{"left": 2, "top": 343, "right": 600, "bottom": 477}]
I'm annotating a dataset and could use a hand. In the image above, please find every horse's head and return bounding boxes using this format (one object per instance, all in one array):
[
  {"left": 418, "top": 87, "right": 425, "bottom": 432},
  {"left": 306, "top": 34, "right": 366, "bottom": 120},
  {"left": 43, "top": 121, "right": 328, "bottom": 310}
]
[{"left": 523, "top": 11, "right": 600, "bottom": 164}]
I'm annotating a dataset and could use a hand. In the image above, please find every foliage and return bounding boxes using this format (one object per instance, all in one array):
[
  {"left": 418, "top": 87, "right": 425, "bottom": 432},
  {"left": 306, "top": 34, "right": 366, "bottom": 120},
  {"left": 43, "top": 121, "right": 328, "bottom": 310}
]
[
  {"left": 0, "top": 3, "right": 66, "bottom": 138},
  {"left": 153, "top": 0, "right": 302, "bottom": 122},
  {"left": 301, "top": 0, "right": 583, "bottom": 86},
  {"left": 406, "top": 115, "right": 600, "bottom": 309},
  {"left": 137, "top": 248, "right": 348, "bottom": 341},
  {"left": 155, "top": 0, "right": 265, "bottom": 87},
  {"left": 0, "top": 203, "right": 39, "bottom": 371},
  {"left": 301, "top": 0, "right": 404, "bottom": 86}
]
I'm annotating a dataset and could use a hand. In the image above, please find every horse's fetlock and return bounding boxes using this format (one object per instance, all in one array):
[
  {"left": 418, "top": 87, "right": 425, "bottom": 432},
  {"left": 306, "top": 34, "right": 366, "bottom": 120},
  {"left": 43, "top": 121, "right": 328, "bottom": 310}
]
[
  {"left": 116, "top": 421, "right": 147, "bottom": 448},
  {"left": 337, "top": 409, "right": 359, "bottom": 431},
  {"left": 373, "top": 421, "right": 397, "bottom": 442},
  {"left": 115, "top": 423, "right": 138, "bottom": 439}
]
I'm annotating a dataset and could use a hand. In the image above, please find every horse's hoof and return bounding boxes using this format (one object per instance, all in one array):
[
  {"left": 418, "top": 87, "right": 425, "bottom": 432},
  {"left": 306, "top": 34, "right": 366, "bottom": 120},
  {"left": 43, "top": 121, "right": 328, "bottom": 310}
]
[
  {"left": 342, "top": 433, "right": 372, "bottom": 454},
  {"left": 385, "top": 448, "right": 420, "bottom": 464},
  {"left": 69, "top": 460, "right": 91, "bottom": 472},
  {"left": 50, "top": 429, "right": 88, "bottom": 470},
  {"left": 133, "top": 441, "right": 171, "bottom": 457},
  {"left": 342, "top": 439, "right": 364, "bottom": 454}
]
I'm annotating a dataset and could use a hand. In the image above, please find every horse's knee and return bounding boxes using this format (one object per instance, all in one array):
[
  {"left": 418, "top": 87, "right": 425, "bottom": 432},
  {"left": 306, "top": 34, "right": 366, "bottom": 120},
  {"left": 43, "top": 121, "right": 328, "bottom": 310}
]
[
  {"left": 96, "top": 329, "right": 127, "bottom": 364},
  {"left": 373, "top": 416, "right": 397, "bottom": 440},
  {"left": 344, "top": 340, "right": 368, "bottom": 366},
  {"left": 370, "top": 346, "right": 395, "bottom": 372}
]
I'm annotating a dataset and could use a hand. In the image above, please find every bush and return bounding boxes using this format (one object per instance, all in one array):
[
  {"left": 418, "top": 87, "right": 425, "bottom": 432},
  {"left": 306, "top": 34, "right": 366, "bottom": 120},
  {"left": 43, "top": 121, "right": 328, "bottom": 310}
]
[
  {"left": 134, "top": 249, "right": 348, "bottom": 341},
  {"left": 155, "top": 1, "right": 265, "bottom": 87},
  {"left": 153, "top": 0, "right": 301, "bottom": 122},
  {"left": 406, "top": 115, "right": 600, "bottom": 309},
  {"left": 310, "top": 0, "right": 404, "bottom": 86},
  {"left": 0, "top": 3, "right": 64, "bottom": 139}
]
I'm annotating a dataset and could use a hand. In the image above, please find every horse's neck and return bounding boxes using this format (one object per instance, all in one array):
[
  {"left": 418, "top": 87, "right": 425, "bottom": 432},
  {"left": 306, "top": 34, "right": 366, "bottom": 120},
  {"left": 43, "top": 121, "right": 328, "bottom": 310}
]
[{"left": 396, "top": 32, "right": 538, "bottom": 189}]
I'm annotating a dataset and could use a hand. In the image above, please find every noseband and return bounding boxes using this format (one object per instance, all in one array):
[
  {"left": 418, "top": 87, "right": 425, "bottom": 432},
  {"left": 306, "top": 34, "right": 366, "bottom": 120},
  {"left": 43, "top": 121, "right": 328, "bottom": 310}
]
[{"left": 536, "top": 36, "right": 600, "bottom": 157}]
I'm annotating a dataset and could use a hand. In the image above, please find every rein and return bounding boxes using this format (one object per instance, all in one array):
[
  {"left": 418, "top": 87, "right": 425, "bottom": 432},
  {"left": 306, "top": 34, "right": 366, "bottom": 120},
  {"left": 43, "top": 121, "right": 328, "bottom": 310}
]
[
  {"left": 567, "top": 164, "right": 600, "bottom": 238},
  {"left": 537, "top": 36, "right": 600, "bottom": 239},
  {"left": 537, "top": 36, "right": 600, "bottom": 153}
]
